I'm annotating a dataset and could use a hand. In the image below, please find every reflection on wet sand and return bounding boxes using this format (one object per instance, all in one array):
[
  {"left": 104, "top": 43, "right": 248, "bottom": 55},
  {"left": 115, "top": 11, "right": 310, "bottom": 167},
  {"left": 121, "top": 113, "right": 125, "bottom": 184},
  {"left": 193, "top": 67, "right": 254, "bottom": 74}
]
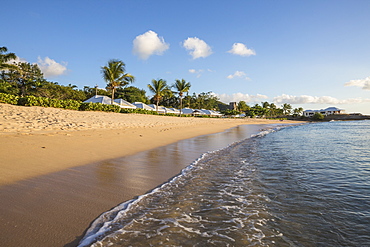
[{"left": 0, "top": 124, "right": 265, "bottom": 247}]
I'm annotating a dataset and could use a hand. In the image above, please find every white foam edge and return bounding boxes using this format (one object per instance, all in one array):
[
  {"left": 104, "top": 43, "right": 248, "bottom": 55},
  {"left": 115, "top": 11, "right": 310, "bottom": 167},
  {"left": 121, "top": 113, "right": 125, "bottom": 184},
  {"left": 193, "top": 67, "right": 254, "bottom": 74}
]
[
  {"left": 77, "top": 123, "right": 298, "bottom": 246},
  {"left": 78, "top": 150, "right": 215, "bottom": 247}
]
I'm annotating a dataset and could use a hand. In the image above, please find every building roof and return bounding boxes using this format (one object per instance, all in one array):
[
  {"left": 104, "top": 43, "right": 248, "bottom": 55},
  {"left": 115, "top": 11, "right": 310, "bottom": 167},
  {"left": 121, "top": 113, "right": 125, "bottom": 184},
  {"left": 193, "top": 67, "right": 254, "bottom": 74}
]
[
  {"left": 148, "top": 105, "right": 182, "bottom": 114},
  {"left": 114, "top": 99, "right": 136, "bottom": 109},
  {"left": 199, "top": 109, "right": 223, "bottom": 116},
  {"left": 181, "top": 108, "right": 205, "bottom": 115},
  {"left": 324, "top": 107, "right": 344, "bottom": 111},
  {"left": 168, "top": 108, "right": 181, "bottom": 114},
  {"left": 180, "top": 108, "right": 194, "bottom": 114},
  {"left": 304, "top": 107, "right": 344, "bottom": 113},
  {"left": 164, "top": 107, "right": 180, "bottom": 114},
  {"left": 133, "top": 102, "right": 155, "bottom": 111},
  {"left": 148, "top": 104, "right": 167, "bottom": 113},
  {"left": 84, "top": 95, "right": 116, "bottom": 105}
]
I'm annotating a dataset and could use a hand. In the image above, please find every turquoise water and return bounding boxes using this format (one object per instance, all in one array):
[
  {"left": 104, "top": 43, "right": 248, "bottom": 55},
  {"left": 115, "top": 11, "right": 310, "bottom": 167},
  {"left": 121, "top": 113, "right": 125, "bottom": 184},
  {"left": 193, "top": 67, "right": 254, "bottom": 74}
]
[{"left": 79, "top": 121, "right": 370, "bottom": 246}]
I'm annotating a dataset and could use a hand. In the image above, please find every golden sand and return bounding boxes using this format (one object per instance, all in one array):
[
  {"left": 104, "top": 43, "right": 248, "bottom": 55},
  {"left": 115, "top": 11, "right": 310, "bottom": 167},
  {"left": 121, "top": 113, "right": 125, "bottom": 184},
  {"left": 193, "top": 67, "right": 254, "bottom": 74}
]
[
  {"left": 0, "top": 103, "right": 301, "bottom": 186},
  {"left": 0, "top": 103, "right": 303, "bottom": 246}
]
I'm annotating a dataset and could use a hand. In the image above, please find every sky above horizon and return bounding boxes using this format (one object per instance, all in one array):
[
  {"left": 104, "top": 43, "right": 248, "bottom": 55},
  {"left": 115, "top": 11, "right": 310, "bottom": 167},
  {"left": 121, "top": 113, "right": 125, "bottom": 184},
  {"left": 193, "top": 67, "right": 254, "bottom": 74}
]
[{"left": 2, "top": 0, "right": 370, "bottom": 114}]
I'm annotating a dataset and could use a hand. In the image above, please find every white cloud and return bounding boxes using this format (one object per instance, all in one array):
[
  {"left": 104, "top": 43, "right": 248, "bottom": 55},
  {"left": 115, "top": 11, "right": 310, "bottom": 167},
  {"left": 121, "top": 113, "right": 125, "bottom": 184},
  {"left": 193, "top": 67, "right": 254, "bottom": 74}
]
[
  {"left": 344, "top": 76, "right": 370, "bottom": 90},
  {"left": 37, "top": 57, "right": 67, "bottom": 77},
  {"left": 273, "top": 94, "right": 370, "bottom": 105},
  {"left": 227, "top": 71, "right": 250, "bottom": 80},
  {"left": 133, "top": 30, "right": 169, "bottom": 60},
  {"left": 189, "top": 68, "right": 203, "bottom": 78},
  {"left": 215, "top": 92, "right": 268, "bottom": 103},
  {"left": 228, "top": 43, "right": 256, "bottom": 57},
  {"left": 189, "top": 68, "right": 214, "bottom": 78},
  {"left": 183, "top": 37, "right": 212, "bottom": 59}
]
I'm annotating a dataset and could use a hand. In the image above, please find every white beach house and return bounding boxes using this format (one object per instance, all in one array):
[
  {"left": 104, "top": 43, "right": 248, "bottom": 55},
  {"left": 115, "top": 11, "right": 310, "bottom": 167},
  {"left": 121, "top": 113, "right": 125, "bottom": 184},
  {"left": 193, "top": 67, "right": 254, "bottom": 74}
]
[
  {"left": 167, "top": 108, "right": 181, "bottom": 114},
  {"left": 199, "top": 109, "right": 223, "bottom": 117},
  {"left": 303, "top": 107, "right": 345, "bottom": 117},
  {"left": 84, "top": 95, "right": 115, "bottom": 105},
  {"left": 84, "top": 95, "right": 137, "bottom": 109},
  {"left": 133, "top": 102, "right": 156, "bottom": 111},
  {"left": 181, "top": 108, "right": 205, "bottom": 116},
  {"left": 114, "top": 99, "right": 136, "bottom": 109},
  {"left": 148, "top": 104, "right": 181, "bottom": 114},
  {"left": 83, "top": 96, "right": 225, "bottom": 116}
]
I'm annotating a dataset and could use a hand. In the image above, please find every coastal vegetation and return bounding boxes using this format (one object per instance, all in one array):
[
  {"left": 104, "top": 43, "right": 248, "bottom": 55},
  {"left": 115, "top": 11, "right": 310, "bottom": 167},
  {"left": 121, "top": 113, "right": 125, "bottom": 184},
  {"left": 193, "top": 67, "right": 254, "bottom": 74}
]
[
  {"left": 147, "top": 79, "right": 171, "bottom": 112},
  {"left": 312, "top": 112, "right": 325, "bottom": 120},
  {"left": 101, "top": 59, "right": 135, "bottom": 104},
  {"left": 173, "top": 79, "right": 191, "bottom": 115},
  {"left": 1, "top": 46, "right": 305, "bottom": 118},
  {"left": 0, "top": 47, "right": 17, "bottom": 71}
]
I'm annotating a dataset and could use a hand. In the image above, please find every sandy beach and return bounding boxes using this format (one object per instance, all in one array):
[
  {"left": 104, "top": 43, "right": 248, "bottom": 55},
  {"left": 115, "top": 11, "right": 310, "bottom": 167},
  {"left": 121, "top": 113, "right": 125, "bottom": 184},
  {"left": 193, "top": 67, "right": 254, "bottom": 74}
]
[{"left": 0, "top": 103, "right": 302, "bottom": 246}]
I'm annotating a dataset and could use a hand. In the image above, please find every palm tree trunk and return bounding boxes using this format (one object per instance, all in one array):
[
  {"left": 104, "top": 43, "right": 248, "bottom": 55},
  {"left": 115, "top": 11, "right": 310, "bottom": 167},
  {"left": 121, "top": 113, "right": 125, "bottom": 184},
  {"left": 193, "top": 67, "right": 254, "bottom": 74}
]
[
  {"left": 111, "top": 88, "right": 115, "bottom": 105},
  {"left": 179, "top": 96, "right": 183, "bottom": 116}
]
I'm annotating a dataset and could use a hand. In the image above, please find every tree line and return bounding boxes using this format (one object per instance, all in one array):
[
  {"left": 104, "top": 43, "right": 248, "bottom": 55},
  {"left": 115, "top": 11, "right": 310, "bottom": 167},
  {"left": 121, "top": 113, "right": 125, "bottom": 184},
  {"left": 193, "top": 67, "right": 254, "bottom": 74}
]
[
  {"left": 1, "top": 46, "right": 303, "bottom": 117},
  {"left": 236, "top": 101, "right": 303, "bottom": 118}
]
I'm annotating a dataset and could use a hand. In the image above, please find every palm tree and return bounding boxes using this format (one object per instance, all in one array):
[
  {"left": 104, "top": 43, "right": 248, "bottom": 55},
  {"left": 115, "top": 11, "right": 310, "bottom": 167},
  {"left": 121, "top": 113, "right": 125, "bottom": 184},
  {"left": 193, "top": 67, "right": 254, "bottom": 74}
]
[
  {"left": 282, "top": 103, "right": 292, "bottom": 116},
  {"left": 172, "top": 79, "right": 191, "bottom": 115},
  {"left": 237, "top": 101, "right": 249, "bottom": 112},
  {"left": 101, "top": 59, "right": 134, "bottom": 104},
  {"left": 0, "top": 47, "right": 17, "bottom": 70},
  {"left": 147, "top": 79, "right": 170, "bottom": 112},
  {"left": 293, "top": 107, "right": 304, "bottom": 117}
]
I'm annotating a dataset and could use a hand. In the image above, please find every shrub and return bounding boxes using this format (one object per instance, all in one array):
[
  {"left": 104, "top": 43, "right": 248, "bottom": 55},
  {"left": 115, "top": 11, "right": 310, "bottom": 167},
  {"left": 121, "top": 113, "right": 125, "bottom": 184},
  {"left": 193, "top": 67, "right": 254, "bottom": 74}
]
[
  {"left": 0, "top": 93, "right": 19, "bottom": 105},
  {"left": 18, "top": 96, "right": 47, "bottom": 107},
  {"left": 221, "top": 109, "right": 242, "bottom": 116},
  {"left": 79, "top": 102, "right": 102, "bottom": 111},
  {"left": 17, "top": 95, "right": 81, "bottom": 110},
  {"left": 312, "top": 112, "right": 325, "bottom": 121},
  {"left": 101, "top": 104, "right": 121, "bottom": 113},
  {"left": 59, "top": 99, "right": 81, "bottom": 110},
  {"left": 163, "top": 113, "right": 178, "bottom": 117},
  {"left": 120, "top": 108, "right": 159, "bottom": 115}
]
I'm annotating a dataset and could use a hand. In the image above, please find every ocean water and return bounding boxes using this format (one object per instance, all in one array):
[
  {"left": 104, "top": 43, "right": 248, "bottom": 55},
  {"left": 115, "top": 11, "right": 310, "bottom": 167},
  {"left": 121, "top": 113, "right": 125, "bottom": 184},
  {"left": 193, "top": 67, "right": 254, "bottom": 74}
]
[{"left": 79, "top": 121, "right": 370, "bottom": 247}]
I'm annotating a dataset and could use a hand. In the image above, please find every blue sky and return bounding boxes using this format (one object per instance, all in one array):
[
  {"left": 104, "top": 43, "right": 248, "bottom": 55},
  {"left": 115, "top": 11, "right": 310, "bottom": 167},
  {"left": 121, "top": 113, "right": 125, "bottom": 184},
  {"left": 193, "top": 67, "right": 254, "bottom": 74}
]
[{"left": 3, "top": 0, "right": 370, "bottom": 114}]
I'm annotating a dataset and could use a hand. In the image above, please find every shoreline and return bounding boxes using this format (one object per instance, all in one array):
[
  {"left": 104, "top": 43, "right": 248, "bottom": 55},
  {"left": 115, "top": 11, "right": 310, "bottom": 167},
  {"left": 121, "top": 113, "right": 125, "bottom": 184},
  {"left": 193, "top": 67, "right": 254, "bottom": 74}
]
[
  {"left": 0, "top": 103, "right": 303, "bottom": 186},
  {"left": 0, "top": 104, "right": 304, "bottom": 246},
  {"left": 78, "top": 123, "right": 296, "bottom": 247}
]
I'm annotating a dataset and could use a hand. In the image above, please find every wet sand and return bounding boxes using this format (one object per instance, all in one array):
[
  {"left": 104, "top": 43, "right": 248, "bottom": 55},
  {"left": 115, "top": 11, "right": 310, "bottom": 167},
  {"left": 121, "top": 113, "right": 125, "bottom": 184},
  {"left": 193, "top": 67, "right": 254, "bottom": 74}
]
[
  {"left": 0, "top": 103, "right": 293, "bottom": 186},
  {"left": 0, "top": 104, "right": 302, "bottom": 246}
]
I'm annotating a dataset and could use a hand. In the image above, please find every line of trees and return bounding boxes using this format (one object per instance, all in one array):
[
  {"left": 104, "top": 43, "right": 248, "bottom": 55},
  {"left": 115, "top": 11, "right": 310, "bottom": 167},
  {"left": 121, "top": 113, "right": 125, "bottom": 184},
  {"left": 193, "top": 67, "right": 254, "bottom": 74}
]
[
  {"left": 1, "top": 46, "right": 304, "bottom": 117},
  {"left": 239, "top": 101, "right": 303, "bottom": 118}
]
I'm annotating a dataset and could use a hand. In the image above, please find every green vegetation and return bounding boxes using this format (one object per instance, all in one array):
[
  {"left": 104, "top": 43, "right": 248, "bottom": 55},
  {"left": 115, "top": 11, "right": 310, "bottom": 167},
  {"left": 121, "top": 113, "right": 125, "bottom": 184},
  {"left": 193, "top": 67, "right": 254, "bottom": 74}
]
[
  {"left": 0, "top": 92, "right": 19, "bottom": 104},
  {"left": 147, "top": 79, "right": 171, "bottom": 112},
  {"left": 115, "top": 86, "right": 149, "bottom": 104},
  {"left": 241, "top": 102, "right": 304, "bottom": 118},
  {"left": 101, "top": 59, "right": 135, "bottom": 104},
  {"left": 0, "top": 46, "right": 307, "bottom": 118},
  {"left": 120, "top": 108, "right": 158, "bottom": 115},
  {"left": 34, "top": 82, "right": 86, "bottom": 101},
  {"left": 237, "top": 101, "right": 249, "bottom": 112},
  {"left": 183, "top": 92, "right": 222, "bottom": 110},
  {"left": 221, "top": 109, "right": 242, "bottom": 116},
  {"left": 0, "top": 47, "right": 17, "bottom": 71},
  {"left": 312, "top": 112, "right": 325, "bottom": 120},
  {"left": 172, "top": 79, "right": 191, "bottom": 115},
  {"left": 18, "top": 95, "right": 81, "bottom": 110}
]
